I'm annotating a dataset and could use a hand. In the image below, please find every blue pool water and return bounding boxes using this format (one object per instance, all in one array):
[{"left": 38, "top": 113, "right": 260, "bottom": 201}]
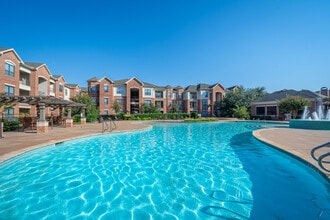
[{"left": 0, "top": 122, "right": 329, "bottom": 219}]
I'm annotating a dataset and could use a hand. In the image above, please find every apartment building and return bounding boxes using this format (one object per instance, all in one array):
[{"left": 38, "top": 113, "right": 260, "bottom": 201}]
[
  {"left": 87, "top": 76, "right": 225, "bottom": 116},
  {"left": 0, "top": 47, "right": 81, "bottom": 118}
]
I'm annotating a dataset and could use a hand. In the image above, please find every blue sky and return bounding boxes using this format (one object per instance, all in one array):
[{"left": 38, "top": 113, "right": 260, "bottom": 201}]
[{"left": 2, "top": 0, "right": 330, "bottom": 92}]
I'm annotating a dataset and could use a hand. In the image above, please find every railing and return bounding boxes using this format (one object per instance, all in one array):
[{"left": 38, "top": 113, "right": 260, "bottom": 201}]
[
  {"left": 102, "top": 118, "right": 117, "bottom": 133},
  {"left": 311, "top": 142, "right": 330, "bottom": 172}
]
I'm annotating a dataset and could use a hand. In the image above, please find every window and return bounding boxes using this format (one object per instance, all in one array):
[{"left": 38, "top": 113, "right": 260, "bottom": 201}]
[
  {"left": 256, "top": 107, "right": 265, "bottom": 115},
  {"left": 190, "top": 102, "right": 197, "bottom": 108},
  {"left": 201, "top": 91, "right": 208, "bottom": 98},
  {"left": 144, "top": 100, "right": 151, "bottom": 105},
  {"left": 65, "top": 88, "right": 68, "bottom": 96},
  {"left": 103, "top": 110, "right": 109, "bottom": 115},
  {"left": 116, "top": 99, "right": 125, "bottom": 107},
  {"left": 104, "top": 98, "right": 109, "bottom": 105},
  {"left": 5, "top": 62, "right": 15, "bottom": 77},
  {"left": 167, "top": 91, "right": 171, "bottom": 98},
  {"left": 116, "top": 87, "right": 125, "bottom": 95},
  {"left": 202, "top": 99, "right": 208, "bottom": 107},
  {"left": 267, "top": 106, "right": 277, "bottom": 115},
  {"left": 167, "top": 101, "right": 171, "bottom": 107},
  {"left": 177, "top": 101, "right": 183, "bottom": 107},
  {"left": 190, "top": 93, "right": 197, "bottom": 99},
  {"left": 91, "top": 86, "right": 97, "bottom": 93},
  {"left": 59, "top": 84, "right": 63, "bottom": 92},
  {"left": 104, "top": 84, "right": 108, "bottom": 93},
  {"left": 144, "top": 88, "right": 151, "bottom": 96},
  {"left": 5, "top": 85, "right": 14, "bottom": 96},
  {"left": 172, "top": 92, "right": 176, "bottom": 100},
  {"left": 4, "top": 108, "right": 14, "bottom": 116},
  {"left": 155, "top": 91, "right": 163, "bottom": 98},
  {"left": 155, "top": 101, "right": 163, "bottom": 108},
  {"left": 178, "top": 92, "right": 183, "bottom": 99}
]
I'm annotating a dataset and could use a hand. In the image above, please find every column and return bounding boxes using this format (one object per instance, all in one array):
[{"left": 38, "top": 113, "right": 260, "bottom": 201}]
[
  {"left": 65, "top": 107, "right": 73, "bottom": 127},
  {"left": 81, "top": 107, "right": 86, "bottom": 125},
  {"left": 37, "top": 103, "right": 49, "bottom": 133}
]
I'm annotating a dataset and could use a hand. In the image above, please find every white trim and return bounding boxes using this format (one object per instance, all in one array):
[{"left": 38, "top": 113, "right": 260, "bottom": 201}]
[
  {"left": 4, "top": 83, "right": 16, "bottom": 87},
  {"left": 19, "top": 66, "right": 31, "bottom": 74},
  {"left": 5, "top": 60, "right": 16, "bottom": 66}
]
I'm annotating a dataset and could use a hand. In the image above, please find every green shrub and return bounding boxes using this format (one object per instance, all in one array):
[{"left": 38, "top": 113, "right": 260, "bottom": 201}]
[
  {"left": 184, "top": 118, "right": 217, "bottom": 122},
  {"left": 190, "top": 112, "right": 198, "bottom": 119},
  {"left": 3, "top": 119, "right": 21, "bottom": 131}
]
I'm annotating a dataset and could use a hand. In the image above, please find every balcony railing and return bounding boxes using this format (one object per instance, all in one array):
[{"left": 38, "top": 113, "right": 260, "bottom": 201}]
[
  {"left": 39, "top": 91, "right": 46, "bottom": 96},
  {"left": 20, "top": 79, "right": 30, "bottom": 86}
]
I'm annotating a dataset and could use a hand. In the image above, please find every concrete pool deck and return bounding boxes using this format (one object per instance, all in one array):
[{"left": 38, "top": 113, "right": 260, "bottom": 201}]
[{"left": 0, "top": 121, "right": 329, "bottom": 178}]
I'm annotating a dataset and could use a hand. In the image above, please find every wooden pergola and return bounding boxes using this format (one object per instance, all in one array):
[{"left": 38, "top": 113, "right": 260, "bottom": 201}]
[{"left": 0, "top": 95, "right": 87, "bottom": 133}]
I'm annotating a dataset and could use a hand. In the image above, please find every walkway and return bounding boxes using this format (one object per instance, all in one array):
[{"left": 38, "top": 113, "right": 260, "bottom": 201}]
[{"left": 0, "top": 121, "right": 150, "bottom": 163}]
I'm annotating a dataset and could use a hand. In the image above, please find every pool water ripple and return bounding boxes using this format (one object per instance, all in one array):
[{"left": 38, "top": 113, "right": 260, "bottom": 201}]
[{"left": 0, "top": 122, "right": 329, "bottom": 219}]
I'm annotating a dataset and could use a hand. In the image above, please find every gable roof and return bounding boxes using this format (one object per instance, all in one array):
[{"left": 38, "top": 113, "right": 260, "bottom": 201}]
[
  {"left": 87, "top": 77, "right": 99, "bottom": 82},
  {"left": 126, "top": 77, "right": 144, "bottom": 86},
  {"left": 99, "top": 76, "right": 113, "bottom": 83},
  {"left": 255, "top": 89, "right": 325, "bottom": 103},
  {"left": 0, "top": 47, "right": 24, "bottom": 63}
]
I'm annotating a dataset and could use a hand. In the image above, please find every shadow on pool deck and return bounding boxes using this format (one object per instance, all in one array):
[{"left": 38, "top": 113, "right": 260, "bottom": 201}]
[{"left": 0, "top": 121, "right": 329, "bottom": 178}]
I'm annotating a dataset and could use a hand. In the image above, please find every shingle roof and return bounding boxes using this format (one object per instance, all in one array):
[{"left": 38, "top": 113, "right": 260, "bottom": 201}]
[
  {"left": 197, "top": 83, "right": 210, "bottom": 90},
  {"left": 52, "top": 74, "right": 63, "bottom": 79},
  {"left": 24, "top": 62, "right": 45, "bottom": 69},
  {"left": 255, "top": 89, "right": 324, "bottom": 102},
  {"left": 0, "top": 47, "right": 12, "bottom": 52},
  {"left": 113, "top": 79, "right": 129, "bottom": 85},
  {"left": 185, "top": 85, "right": 197, "bottom": 92},
  {"left": 87, "top": 77, "right": 99, "bottom": 82},
  {"left": 65, "top": 84, "right": 79, "bottom": 88}
]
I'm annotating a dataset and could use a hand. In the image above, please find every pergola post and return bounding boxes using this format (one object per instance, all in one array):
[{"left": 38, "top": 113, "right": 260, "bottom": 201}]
[
  {"left": 65, "top": 107, "right": 73, "bottom": 128},
  {"left": 0, "top": 121, "right": 3, "bottom": 139},
  {"left": 81, "top": 107, "right": 86, "bottom": 125},
  {"left": 37, "top": 103, "right": 49, "bottom": 133}
]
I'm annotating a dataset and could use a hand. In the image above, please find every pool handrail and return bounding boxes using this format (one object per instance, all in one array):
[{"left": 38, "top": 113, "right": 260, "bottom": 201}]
[
  {"left": 318, "top": 152, "right": 330, "bottom": 172},
  {"left": 311, "top": 142, "right": 330, "bottom": 172},
  {"left": 102, "top": 118, "right": 117, "bottom": 132}
]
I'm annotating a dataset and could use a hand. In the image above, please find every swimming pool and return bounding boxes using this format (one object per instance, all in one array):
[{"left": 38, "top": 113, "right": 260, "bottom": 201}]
[{"left": 0, "top": 122, "right": 329, "bottom": 219}]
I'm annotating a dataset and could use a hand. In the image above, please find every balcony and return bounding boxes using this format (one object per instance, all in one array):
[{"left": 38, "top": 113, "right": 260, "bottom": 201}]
[
  {"left": 130, "top": 97, "right": 139, "bottom": 104},
  {"left": 19, "top": 77, "right": 31, "bottom": 91}
]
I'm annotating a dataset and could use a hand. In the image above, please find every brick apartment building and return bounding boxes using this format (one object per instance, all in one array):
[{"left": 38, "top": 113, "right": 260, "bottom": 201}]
[
  {"left": 0, "top": 47, "right": 81, "bottom": 118},
  {"left": 1, "top": 46, "right": 225, "bottom": 118},
  {"left": 88, "top": 76, "right": 225, "bottom": 116}
]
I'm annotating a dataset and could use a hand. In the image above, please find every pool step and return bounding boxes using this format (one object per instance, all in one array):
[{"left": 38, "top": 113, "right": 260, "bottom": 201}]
[{"left": 311, "top": 142, "right": 330, "bottom": 172}]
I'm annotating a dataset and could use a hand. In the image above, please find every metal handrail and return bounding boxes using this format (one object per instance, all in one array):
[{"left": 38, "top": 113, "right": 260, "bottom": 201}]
[
  {"left": 311, "top": 142, "right": 330, "bottom": 162},
  {"left": 318, "top": 152, "right": 330, "bottom": 172},
  {"left": 311, "top": 142, "right": 330, "bottom": 172},
  {"left": 102, "top": 118, "right": 117, "bottom": 133}
]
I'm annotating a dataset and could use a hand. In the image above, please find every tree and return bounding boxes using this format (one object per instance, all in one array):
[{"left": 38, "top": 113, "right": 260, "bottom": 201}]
[
  {"left": 218, "top": 86, "right": 266, "bottom": 117},
  {"left": 233, "top": 106, "right": 250, "bottom": 119},
  {"left": 277, "top": 96, "right": 310, "bottom": 119},
  {"left": 141, "top": 103, "right": 160, "bottom": 114},
  {"left": 71, "top": 93, "right": 99, "bottom": 122},
  {"left": 171, "top": 103, "right": 179, "bottom": 113},
  {"left": 112, "top": 101, "right": 122, "bottom": 114}
]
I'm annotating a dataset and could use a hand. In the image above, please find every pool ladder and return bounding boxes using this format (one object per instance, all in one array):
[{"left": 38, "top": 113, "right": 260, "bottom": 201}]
[
  {"left": 311, "top": 142, "right": 330, "bottom": 172},
  {"left": 102, "top": 119, "right": 117, "bottom": 133}
]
